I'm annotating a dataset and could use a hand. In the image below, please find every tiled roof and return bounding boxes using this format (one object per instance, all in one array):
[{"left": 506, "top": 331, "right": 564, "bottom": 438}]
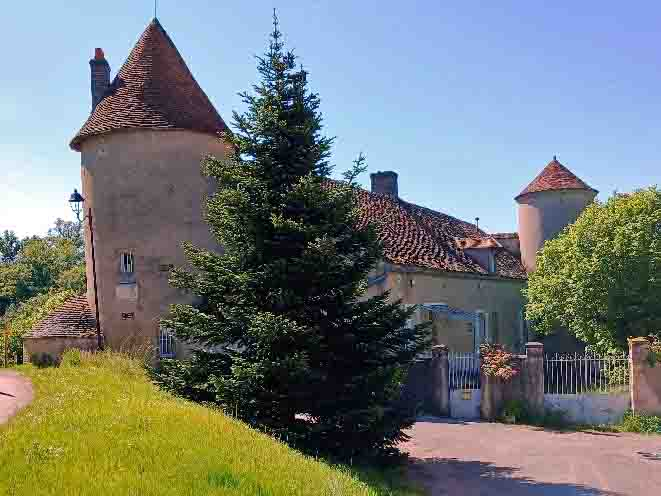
[
  {"left": 70, "top": 18, "right": 228, "bottom": 151},
  {"left": 354, "top": 189, "right": 527, "bottom": 279},
  {"left": 456, "top": 237, "right": 501, "bottom": 249},
  {"left": 491, "top": 232, "right": 518, "bottom": 240},
  {"left": 516, "top": 157, "right": 597, "bottom": 200},
  {"left": 24, "top": 295, "right": 99, "bottom": 339}
]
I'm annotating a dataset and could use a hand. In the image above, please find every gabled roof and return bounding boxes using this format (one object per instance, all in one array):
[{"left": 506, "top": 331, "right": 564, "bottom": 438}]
[
  {"left": 516, "top": 157, "right": 597, "bottom": 200},
  {"left": 24, "top": 295, "right": 99, "bottom": 339},
  {"left": 70, "top": 18, "right": 228, "bottom": 151},
  {"left": 354, "top": 188, "right": 527, "bottom": 279}
]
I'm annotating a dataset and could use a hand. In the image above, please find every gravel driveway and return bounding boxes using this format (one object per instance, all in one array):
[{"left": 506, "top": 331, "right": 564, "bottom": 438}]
[
  {"left": 0, "top": 370, "right": 33, "bottom": 425},
  {"left": 401, "top": 418, "right": 661, "bottom": 495}
]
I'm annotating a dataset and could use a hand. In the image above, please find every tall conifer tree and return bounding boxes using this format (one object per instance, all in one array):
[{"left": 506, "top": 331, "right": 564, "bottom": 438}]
[{"left": 158, "top": 13, "right": 426, "bottom": 459}]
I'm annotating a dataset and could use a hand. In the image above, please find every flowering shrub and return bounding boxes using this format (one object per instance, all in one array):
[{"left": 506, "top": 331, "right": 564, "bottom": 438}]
[
  {"left": 646, "top": 335, "right": 661, "bottom": 367},
  {"left": 480, "top": 343, "right": 520, "bottom": 382}
]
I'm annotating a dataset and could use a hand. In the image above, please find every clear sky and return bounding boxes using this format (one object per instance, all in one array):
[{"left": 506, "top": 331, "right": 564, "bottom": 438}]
[{"left": 1, "top": 1, "right": 659, "bottom": 237}]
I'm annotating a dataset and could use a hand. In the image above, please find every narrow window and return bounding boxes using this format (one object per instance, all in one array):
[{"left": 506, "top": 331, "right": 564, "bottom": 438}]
[
  {"left": 120, "top": 252, "right": 134, "bottom": 274},
  {"left": 159, "top": 328, "right": 176, "bottom": 358},
  {"left": 488, "top": 251, "right": 496, "bottom": 273}
]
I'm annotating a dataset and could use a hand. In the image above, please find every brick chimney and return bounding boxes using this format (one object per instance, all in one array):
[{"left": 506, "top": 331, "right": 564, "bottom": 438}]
[
  {"left": 90, "top": 48, "right": 110, "bottom": 111},
  {"left": 370, "top": 171, "right": 399, "bottom": 197}
]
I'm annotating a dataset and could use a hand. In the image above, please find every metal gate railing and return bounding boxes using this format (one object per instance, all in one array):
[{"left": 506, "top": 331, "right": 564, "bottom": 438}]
[
  {"left": 449, "top": 352, "right": 481, "bottom": 390},
  {"left": 544, "top": 352, "right": 629, "bottom": 394}
]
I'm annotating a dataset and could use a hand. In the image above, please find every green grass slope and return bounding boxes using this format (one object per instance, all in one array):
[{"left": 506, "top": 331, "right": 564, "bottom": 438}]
[{"left": 0, "top": 352, "right": 417, "bottom": 496}]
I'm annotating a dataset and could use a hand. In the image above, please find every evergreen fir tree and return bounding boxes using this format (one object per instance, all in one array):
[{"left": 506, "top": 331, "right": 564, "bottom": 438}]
[{"left": 157, "top": 12, "right": 427, "bottom": 460}]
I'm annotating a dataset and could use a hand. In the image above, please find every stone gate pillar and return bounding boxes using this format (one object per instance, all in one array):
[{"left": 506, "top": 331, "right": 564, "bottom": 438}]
[
  {"left": 524, "top": 342, "right": 544, "bottom": 417},
  {"left": 629, "top": 337, "right": 661, "bottom": 415},
  {"left": 431, "top": 344, "right": 450, "bottom": 417}
]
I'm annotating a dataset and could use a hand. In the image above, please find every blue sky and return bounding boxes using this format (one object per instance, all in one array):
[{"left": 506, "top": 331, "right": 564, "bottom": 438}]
[{"left": 1, "top": 1, "right": 659, "bottom": 237}]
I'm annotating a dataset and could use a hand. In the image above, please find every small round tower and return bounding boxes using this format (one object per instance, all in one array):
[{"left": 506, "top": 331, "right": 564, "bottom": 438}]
[
  {"left": 516, "top": 157, "right": 597, "bottom": 272},
  {"left": 70, "top": 19, "right": 231, "bottom": 354}
]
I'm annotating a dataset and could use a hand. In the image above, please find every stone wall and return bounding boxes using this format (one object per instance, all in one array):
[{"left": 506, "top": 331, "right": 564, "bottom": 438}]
[
  {"left": 544, "top": 393, "right": 630, "bottom": 425},
  {"left": 480, "top": 342, "right": 544, "bottom": 421},
  {"left": 23, "top": 337, "right": 98, "bottom": 364},
  {"left": 629, "top": 338, "right": 661, "bottom": 416}
]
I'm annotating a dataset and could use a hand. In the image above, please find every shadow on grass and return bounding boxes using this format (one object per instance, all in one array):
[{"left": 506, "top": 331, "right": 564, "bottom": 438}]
[
  {"left": 408, "top": 457, "right": 623, "bottom": 496},
  {"left": 349, "top": 462, "right": 424, "bottom": 496}
]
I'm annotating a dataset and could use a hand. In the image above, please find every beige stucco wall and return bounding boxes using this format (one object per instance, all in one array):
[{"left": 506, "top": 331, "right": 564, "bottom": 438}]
[
  {"left": 24, "top": 337, "right": 98, "bottom": 363},
  {"left": 517, "top": 189, "right": 596, "bottom": 272},
  {"left": 78, "top": 129, "right": 230, "bottom": 353},
  {"left": 368, "top": 266, "right": 526, "bottom": 352}
]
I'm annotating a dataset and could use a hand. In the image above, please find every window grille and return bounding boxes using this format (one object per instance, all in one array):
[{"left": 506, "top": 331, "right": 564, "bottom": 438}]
[
  {"left": 159, "top": 328, "right": 176, "bottom": 358},
  {"left": 120, "top": 252, "right": 135, "bottom": 274}
]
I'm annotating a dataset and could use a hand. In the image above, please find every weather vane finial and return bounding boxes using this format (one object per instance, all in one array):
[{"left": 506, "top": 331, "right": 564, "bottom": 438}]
[{"left": 154, "top": 0, "right": 158, "bottom": 18}]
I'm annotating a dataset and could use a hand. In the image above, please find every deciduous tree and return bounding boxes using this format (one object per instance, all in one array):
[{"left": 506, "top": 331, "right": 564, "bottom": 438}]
[{"left": 525, "top": 187, "right": 661, "bottom": 353}]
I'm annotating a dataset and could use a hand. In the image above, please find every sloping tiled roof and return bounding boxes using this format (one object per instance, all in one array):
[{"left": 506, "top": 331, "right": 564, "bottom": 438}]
[
  {"left": 516, "top": 157, "right": 597, "bottom": 200},
  {"left": 24, "top": 295, "right": 99, "bottom": 339},
  {"left": 70, "top": 18, "right": 228, "bottom": 151},
  {"left": 354, "top": 189, "right": 527, "bottom": 279}
]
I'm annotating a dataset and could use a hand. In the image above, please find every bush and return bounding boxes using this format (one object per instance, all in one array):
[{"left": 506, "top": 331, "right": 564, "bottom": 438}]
[
  {"left": 29, "top": 352, "right": 56, "bottom": 368},
  {"left": 619, "top": 411, "right": 661, "bottom": 434},
  {"left": 480, "top": 343, "right": 520, "bottom": 382},
  {"left": 61, "top": 348, "right": 82, "bottom": 367},
  {"left": 501, "top": 400, "right": 527, "bottom": 421}
]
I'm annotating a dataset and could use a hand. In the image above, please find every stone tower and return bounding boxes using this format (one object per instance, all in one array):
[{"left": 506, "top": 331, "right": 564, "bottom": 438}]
[
  {"left": 70, "top": 19, "right": 230, "bottom": 355},
  {"left": 516, "top": 157, "right": 597, "bottom": 272}
]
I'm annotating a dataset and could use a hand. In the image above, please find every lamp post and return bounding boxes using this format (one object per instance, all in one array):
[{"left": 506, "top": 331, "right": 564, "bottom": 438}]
[{"left": 69, "top": 189, "right": 103, "bottom": 351}]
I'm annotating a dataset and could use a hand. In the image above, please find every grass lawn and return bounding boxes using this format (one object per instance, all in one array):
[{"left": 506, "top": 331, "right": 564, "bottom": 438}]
[{"left": 0, "top": 352, "right": 420, "bottom": 496}]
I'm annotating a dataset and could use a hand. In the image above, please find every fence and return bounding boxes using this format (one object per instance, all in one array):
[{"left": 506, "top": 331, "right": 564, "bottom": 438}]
[
  {"left": 544, "top": 352, "right": 629, "bottom": 394},
  {"left": 449, "top": 352, "right": 481, "bottom": 390}
]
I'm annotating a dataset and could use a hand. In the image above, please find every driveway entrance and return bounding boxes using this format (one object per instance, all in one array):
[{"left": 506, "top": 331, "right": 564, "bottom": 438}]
[
  {"left": 401, "top": 419, "right": 661, "bottom": 495},
  {"left": 0, "top": 370, "right": 33, "bottom": 425}
]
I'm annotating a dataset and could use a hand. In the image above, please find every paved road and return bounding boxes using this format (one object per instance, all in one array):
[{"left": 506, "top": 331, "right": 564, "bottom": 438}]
[
  {"left": 0, "top": 370, "right": 33, "bottom": 425},
  {"left": 401, "top": 418, "right": 661, "bottom": 495}
]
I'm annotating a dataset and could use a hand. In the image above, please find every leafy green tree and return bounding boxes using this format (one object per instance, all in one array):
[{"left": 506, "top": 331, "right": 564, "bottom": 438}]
[
  {"left": 156, "top": 14, "right": 426, "bottom": 460},
  {"left": 0, "top": 230, "right": 21, "bottom": 263},
  {"left": 48, "top": 218, "right": 83, "bottom": 248},
  {"left": 0, "top": 289, "right": 76, "bottom": 363},
  {"left": 0, "top": 235, "right": 85, "bottom": 315},
  {"left": 525, "top": 187, "right": 661, "bottom": 353}
]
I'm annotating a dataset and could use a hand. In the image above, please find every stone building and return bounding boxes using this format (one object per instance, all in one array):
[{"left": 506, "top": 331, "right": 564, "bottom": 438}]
[{"left": 23, "top": 19, "right": 597, "bottom": 361}]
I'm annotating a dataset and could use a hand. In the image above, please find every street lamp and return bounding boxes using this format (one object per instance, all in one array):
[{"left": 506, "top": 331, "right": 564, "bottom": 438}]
[
  {"left": 69, "top": 189, "right": 85, "bottom": 223},
  {"left": 69, "top": 189, "right": 103, "bottom": 351}
]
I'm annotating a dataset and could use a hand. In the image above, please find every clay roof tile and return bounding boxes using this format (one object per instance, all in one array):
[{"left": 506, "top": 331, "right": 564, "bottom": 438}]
[
  {"left": 24, "top": 295, "right": 99, "bottom": 339},
  {"left": 70, "top": 18, "right": 228, "bottom": 151},
  {"left": 516, "top": 157, "right": 597, "bottom": 200}
]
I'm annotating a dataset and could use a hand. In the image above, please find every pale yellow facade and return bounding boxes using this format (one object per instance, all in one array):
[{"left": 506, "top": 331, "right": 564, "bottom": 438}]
[{"left": 368, "top": 265, "right": 527, "bottom": 353}]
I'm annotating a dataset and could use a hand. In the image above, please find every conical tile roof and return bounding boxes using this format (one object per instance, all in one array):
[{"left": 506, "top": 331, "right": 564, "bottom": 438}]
[
  {"left": 70, "top": 18, "right": 228, "bottom": 150},
  {"left": 516, "top": 157, "right": 597, "bottom": 200}
]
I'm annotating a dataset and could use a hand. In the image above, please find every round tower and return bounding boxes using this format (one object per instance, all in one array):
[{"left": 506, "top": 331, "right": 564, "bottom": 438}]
[
  {"left": 70, "top": 19, "right": 231, "bottom": 354},
  {"left": 516, "top": 157, "right": 597, "bottom": 272}
]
